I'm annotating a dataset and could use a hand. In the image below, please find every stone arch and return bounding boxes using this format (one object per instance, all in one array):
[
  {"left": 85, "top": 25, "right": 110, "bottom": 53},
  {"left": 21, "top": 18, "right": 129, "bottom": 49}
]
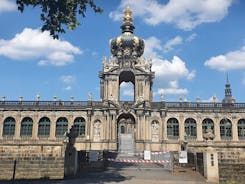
[
  {"left": 20, "top": 117, "right": 33, "bottom": 137},
  {"left": 3, "top": 117, "right": 16, "bottom": 136},
  {"left": 73, "top": 117, "right": 86, "bottom": 137},
  {"left": 167, "top": 118, "right": 179, "bottom": 139},
  {"left": 184, "top": 118, "right": 197, "bottom": 139},
  {"left": 119, "top": 70, "right": 135, "bottom": 101},
  {"left": 38, "top": 117, "right": 50, "bottom": 137},
  {"left": 220, "top": 118, "right": 232, "bottom": 140},
  {"left": 238, "top": 119, "right": 245, "bottom": 139},
  {"left": 55, "top": 117, "right": 68, "bottom": 137},
  {"left": 202, "top": 118, "right": 214, "bottom": 134},
  {"left": 117, "top": 113, "right": 136, "bottom": 134}
]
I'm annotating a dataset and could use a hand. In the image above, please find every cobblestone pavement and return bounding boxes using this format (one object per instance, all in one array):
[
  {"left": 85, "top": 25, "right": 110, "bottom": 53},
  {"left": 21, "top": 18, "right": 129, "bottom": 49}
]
[{"left": 0, "top": 167, "right": 211, "bottom": 184}]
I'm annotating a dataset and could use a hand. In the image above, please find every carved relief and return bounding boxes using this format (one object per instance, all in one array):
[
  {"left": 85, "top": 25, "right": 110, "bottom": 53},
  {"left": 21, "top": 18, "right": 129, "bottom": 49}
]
[
  {"left": 151, "top": 120, "right": 159, "bottom": 142},
  {"left": 93, "top": 120, "right": 101, "bottom": 142}
]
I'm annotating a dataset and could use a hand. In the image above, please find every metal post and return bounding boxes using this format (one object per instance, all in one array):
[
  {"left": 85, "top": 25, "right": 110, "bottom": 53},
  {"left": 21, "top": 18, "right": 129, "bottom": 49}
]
[{"left": 12, "top": 159, "right": 17, "bottom": 184}]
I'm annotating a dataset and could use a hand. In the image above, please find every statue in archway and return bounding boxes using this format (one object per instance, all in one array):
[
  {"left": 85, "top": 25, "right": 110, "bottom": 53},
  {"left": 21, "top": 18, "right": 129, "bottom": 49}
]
[
  {"left": 94, "top": 120, "right": 101, "bottom": 141},
  {"left": 151, "top": 121, "right": 159, "bottom": 142}
]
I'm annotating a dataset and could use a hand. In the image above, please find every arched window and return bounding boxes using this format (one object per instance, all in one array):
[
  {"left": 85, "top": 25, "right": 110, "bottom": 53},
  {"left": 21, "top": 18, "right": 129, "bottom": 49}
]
[
  {"left": 74, "top": 117, "right": 85, "bottom": 137},
  {"left": 20, "top": 117, "right": 33, "bottom": 137},
  {"left": 202, "top": 118, "right": 214, "bottom": 135},
  {"left": 185, "top": 118, "right": 197, "bottom": 138},
  {"left": 56, "top": 117, "right": 68, "bottom": 137},
  {"left": 167, "top": 118, "right": 179, "bottom": 139},
  {"left": 38, "top": 117, "right": 50, "bottom": 137},
  {"left": 238, "top": 119, "right": 245, "bottom": 139},
  {"left": 3, "top": 117, "right": 15, "bottom": 136},
  {"left": 220, "top": 118, "right": 232, "bottom": 139}
]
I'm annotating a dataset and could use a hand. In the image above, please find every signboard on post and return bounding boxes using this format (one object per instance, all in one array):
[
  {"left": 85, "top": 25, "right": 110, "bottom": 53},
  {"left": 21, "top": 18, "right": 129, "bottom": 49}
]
[
  {"left": 144, "top": 150, "right": 151, "bottom": 160},
  {"left": 179, "top": 151, "right": 188, "bottom": 163}
]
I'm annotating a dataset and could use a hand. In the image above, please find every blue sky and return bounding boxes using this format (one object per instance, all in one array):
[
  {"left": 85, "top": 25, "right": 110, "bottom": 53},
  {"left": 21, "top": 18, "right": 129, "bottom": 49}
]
[{"left": 0, "top": 0, "right": 245, "bottom": 102}]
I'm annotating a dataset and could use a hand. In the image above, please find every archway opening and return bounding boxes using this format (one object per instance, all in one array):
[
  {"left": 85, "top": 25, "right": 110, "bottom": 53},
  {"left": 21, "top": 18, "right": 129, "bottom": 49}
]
[
  {"left": 119, "top": 71, "right": 135, "bottom": 101},
  {"left": 117, "top": 113, "right": 136, "bottom": 154},
  {"left": 117, "top": 113, "right": 136, "bottom": 134}
]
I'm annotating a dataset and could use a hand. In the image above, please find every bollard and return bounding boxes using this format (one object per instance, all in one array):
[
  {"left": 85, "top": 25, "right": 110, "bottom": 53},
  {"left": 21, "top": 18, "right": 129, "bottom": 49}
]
[{"left": 12, "top": 160, "right": 17, "bottom": 184}]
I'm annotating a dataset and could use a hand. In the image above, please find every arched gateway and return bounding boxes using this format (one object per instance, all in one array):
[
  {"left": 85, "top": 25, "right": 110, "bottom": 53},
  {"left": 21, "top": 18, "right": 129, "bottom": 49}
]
[{"left": 117, "top": 113, "right": 136, "bottom": 156}]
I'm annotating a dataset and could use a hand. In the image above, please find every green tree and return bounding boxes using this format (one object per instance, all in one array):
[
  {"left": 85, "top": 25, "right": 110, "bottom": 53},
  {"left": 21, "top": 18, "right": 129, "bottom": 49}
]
[{"left": 16, "top": 0, "right": 103, "bottom": 39}]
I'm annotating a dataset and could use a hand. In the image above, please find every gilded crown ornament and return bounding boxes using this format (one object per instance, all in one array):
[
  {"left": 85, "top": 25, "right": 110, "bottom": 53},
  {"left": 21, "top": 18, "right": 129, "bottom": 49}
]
[{"left": 110, "top": 8, "right": 145, "bottom": 61}]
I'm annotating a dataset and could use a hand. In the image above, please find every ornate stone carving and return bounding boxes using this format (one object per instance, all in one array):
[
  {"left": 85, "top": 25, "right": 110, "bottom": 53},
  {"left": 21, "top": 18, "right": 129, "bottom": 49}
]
[
  {"left": 203, "top": 126, "right": 215, "bottom": 140},
  {"left": 151, "top": 121, "right": 159, "bottom": 142},
  {"left": 93, "top": 120, "right": 101, "bottom": 141}
]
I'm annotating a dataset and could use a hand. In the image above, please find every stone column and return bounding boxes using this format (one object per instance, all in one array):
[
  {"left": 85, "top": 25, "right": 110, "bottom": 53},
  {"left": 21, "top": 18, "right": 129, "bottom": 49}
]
[
  {"left": 112, "top": 114, "right": 116, "bottom": 141},
  {"left": 67, "top": 114, "right": 73, "bottom": 133},
  {"left": 0, "top": 115, "right": 3, "bottom": 139},
  {"left": 15, "top": 116, "right": 21, "bottom": 140},
  {"left": 85, "top": 115, "right": 90, "bottom": 140},
  {"left": 214, "top": 118, "right": 221, "bottom": 141},
  {"left": 143, "top": 116, "right": 147, "bottom": 140},
  {"left": 232, "top": 119, "right": 238, "bottom": 141},
  {"left": 163, "top": 117, "right": 167, "bottom": 140},
  {"left": 179, "top": 115, "right": 184, "bottom": 141},
  {"left": 136, "top": 116, "right": 140, "bottom": 140},
  {"left": 32, "top": 115, "right": 39, "bottom": 140},
  {"left": 196, "top": 118, "right": 203, "bottom": 141},
  {"left": 49, "top": 116, "right": 56, "bottom": 140}
]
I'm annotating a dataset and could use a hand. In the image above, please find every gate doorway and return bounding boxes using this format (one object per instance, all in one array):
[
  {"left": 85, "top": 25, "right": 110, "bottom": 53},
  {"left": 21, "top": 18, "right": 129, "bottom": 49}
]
[{"left": 117, "top": 114, "right": 136, "bottom": 156}]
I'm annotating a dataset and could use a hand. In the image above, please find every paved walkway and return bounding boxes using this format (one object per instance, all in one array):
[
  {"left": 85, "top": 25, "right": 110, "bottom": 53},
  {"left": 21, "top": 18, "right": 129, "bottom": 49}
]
[{"left": 0, "top": 167, "right": 212, "bottom": 184}]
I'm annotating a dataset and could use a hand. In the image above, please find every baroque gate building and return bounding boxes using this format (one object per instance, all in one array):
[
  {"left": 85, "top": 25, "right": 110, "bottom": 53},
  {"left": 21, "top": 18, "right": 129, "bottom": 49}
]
[{"left": 0, "top": 8, "right": 245, "bottom": 181}]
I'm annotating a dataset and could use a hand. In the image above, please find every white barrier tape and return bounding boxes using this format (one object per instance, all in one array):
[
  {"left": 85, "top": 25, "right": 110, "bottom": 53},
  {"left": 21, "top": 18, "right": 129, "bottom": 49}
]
[
  {"left": 107, "top": 151, "right": 169, "bottom": 156},
  {"left": 107, "top": 158, "right": 170, "bottom": 163}
]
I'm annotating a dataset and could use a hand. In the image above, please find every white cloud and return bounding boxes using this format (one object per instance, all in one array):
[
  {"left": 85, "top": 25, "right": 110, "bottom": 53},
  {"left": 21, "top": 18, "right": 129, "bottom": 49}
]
[
  {"left": 0, "top": 28, "right": 82, "bottom": 66},
  {"left": 151, "top": 56, "right": 195, "bottom": 80},
  {"left": 0, "top": 0, "right": 16, "bottom": 13},
  {"left": 60, "top": 75, "right": 76, "bottom": 83},
  {"left": 144, "top": 36, "right": 195, "bottom": 96},
  {"left": 163, "top": 36, "right": 183, "bottom": 53},
  {"left": 186, "top": 33, "right": 197, "bottom": 42},
  {"left": 64, "top": 86, "right": 72, "bottom": 91},
  {"left": 202, "top": 95, "right": 219, "bottom": 102},
  {"left": 204, "top": 46, "right": 245, "bottom": 71},
  {"left": 120, "top": 82, "right": 134, "bottom": 96},
  {"left": 145, "top": 36, "right": 183, "bottom": 55},
  {"left": 110, "top": 0, "right": 233, "bottom": 30},
  {"left": 158, "top": 88, "right": 188, "bottom": 95}
]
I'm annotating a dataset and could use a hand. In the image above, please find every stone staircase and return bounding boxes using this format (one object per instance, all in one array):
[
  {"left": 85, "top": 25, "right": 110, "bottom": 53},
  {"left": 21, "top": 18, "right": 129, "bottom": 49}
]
[{"left": 118, "top": 133, "right": 135, "bottom": 157}]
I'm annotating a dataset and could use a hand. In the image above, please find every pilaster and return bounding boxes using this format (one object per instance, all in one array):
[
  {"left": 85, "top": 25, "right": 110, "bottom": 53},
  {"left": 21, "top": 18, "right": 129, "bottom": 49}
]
[
  {"left": 14, "top": 115, "right": 21, "bottom": 140},
  {"left": 32, "top": 115, "right": 39, "bottom": 140},
  {"left": 214, "top": 117, "right": 221, "bottom": 141},
  {"left": 196, "top": 117, "right": 203, "bottom": 141},
  {"left": 67, "top": 114, "right": 73, "bottom": 133},
  {"left": 163, "top": 117, "right": 167, "bottom": 140},
  {"left": 49, "top": 116, "right": 56, "bottom": 140},
  {"left": 0, "top": 115, "right": 3, "bottom": 139},
  {"left": 179, "top": 115, "right": 184, "bottom": 141},
  {"left": 232, "top": 119, "right": 238, "bottom": 141}
]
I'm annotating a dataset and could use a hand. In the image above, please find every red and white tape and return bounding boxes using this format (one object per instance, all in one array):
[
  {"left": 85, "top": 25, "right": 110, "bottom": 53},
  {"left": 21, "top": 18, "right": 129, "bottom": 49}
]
[{"left": 107, "top": 158, "right": 169, "bottom": 163}]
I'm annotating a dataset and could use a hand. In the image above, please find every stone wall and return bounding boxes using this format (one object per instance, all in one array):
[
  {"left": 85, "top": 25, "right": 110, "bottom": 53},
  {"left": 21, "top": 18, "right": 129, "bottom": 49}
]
[
  {"left": 0, "top": 144, "right": 65, "bottom": 180},
  {"left": 218, "top": 149, "right": 245, "bottom": 182}
]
